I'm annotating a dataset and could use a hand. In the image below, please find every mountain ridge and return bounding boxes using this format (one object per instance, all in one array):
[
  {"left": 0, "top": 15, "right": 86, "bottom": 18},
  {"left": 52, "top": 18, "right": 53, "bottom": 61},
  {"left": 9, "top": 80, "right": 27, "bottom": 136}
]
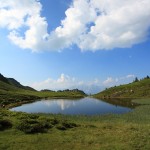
[{"left": 0, "top": 73, "right": 36, "bottom": 91}]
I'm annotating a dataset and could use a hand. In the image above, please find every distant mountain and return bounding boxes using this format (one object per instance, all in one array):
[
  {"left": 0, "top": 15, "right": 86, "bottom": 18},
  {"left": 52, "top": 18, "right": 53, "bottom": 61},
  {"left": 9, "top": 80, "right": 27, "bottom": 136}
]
[
  {"left": 40, "top": 89, "right": 55, "bottom": 92},
  {"left": 0, "top": 73, "right": 36, "bottom": 91},
  {"left": 94, "top": 77, "right": 150, "bottom": 98},
  {"left": 58, "top": 89, "right": 86, "bottom": 95},
  {"left": 41, "top": 89, "right": 87, "bottom": 97}
]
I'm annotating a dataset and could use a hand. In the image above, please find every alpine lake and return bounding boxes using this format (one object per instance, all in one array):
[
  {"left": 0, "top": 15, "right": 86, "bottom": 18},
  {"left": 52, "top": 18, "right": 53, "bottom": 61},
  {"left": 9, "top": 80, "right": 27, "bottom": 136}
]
[{"left": 10, "top": 97, "right": 136, "bottom": 115}]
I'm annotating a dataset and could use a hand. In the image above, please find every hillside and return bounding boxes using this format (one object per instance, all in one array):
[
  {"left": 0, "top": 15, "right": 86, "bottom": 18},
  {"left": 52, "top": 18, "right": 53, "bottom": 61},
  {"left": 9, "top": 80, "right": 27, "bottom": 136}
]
[
  {"left": 0, "top": 74, "right": 36, "bottom": 91},
  {"left": 0, "top": 73, "right": 9, "bottom": 84},
  {"left": 94, "top": 78, "right": 150, "bottom": 99},
  {"left": 0, "top": 75, "right": 40, "bottom": 107},
  {"left": 0, "top": 73, "right": 86, "bottom": 107}
]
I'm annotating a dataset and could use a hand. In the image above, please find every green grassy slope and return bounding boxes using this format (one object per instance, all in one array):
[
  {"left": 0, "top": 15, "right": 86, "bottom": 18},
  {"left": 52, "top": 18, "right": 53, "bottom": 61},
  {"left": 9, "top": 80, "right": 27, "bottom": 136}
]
[
  {"left": 7, "top": 78, "right": 36, "bottom": 91},
  {"left": 0, "top": 73, "right": 39, "bottom": 107},
  {"left": 0, "top": 73, "right": 36, "bottom": 91},
  {"left": 0, "top": 80, "right": 40, "bottom": 107},
  {"left": 94, "top": 78, "right": 150, "bottom": 99},
  {"left": 0, "top": 74, "right": 9, "bottom": 84},
  {"left": 0, "top": 74, "right": 86, "bottom": 107}
]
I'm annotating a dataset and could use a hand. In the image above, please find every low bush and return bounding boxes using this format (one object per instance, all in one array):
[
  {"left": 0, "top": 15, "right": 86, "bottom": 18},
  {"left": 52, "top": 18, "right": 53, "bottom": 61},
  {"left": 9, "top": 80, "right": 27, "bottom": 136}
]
[
  {"left": 16, "top": 119, "right": 52, "bottom": 134},
  {"left": 56, "top": 121, "right": 78, "bottom": 131},
  {"left": 17, "top": 113, "right": 39, "bottom": 120},
  {"left": 56, "top": 125, "right": 67, "bottom": 130},
  {"left": 49, "top": 118, "right": 59, "bottom": 125},
  {"left": 62, "top": 122, "right": 78, "bottom": 128},
  {"left": 0, "top": 119, "right": 12, "bottom": 130}
]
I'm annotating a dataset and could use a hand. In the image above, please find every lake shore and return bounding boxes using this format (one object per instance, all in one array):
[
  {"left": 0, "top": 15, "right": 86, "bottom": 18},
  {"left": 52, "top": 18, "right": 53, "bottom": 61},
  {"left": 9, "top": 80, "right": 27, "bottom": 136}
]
[
  {"left": 10, "top": 97, "right": 133, "bottom": 115},
  {"left": 0, "top": 98, "right": 150, "bottom": 149}
]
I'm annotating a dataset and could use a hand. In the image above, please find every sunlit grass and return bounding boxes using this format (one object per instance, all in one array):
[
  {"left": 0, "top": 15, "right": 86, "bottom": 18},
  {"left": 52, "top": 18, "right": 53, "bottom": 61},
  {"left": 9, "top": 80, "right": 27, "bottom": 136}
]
[
  {"left": 94, "top": 78, "right": 150, "bottom": 98},
  {"left": 0, "top": 98, "right": 150, "bottom": 149}
]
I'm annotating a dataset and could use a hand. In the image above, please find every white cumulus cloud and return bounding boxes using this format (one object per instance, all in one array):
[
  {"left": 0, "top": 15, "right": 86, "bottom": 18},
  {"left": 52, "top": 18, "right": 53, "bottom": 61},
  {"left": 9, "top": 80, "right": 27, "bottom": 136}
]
[
  {"left": 30, "top": 73, "right": 135, "bottom": 94},
  {"left": 103, "top": 77, "right": 114, "bottom": 85},
  {"left": 0, "top": 0, "right": 150, "bottom": 52},
  {"left": 103, "top": 74, "right": 135, "bottom": 87},
  {"left": 31, "top": 73, "right": 103, "bottom": 94}
]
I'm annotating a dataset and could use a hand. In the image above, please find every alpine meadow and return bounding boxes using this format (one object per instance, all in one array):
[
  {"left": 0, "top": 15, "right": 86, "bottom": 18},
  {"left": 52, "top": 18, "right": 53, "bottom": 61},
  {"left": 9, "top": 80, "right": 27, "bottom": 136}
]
[{"left": 0, "top": 0, "right": 150, "bottom": 149}]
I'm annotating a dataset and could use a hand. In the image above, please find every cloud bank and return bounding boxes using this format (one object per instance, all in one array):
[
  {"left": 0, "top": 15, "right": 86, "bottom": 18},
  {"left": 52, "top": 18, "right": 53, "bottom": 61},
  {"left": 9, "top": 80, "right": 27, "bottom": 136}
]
[
  {"left": 31, "top": 73, "right": 102, "bottom": 94},
  {"left": 1, "top": 0, "right": 150, "bottom": 52},
  {"left": 30, "top": 73, "right": 135, "bottom": 94}
]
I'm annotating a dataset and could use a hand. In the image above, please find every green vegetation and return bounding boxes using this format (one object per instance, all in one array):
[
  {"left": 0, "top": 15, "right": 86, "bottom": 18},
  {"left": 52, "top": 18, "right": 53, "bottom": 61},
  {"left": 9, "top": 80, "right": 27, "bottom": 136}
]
[
  {"left": 0, "top": 118, "right": 12, "bottom": 131},
  {"left": 94, "top": 77, "right": 150, "bottom": 99},
  {"left": 15, "top": 114, "right": 78, "bottom": 134},
  {"left": 0, "top": 98, "right": 150, "bottom": 149},
  {"left": 0, "top": 73, "right": 86, "bottom": 108},
  {"left": 0, "top": 73, "right": 150, "bottom": 149}
]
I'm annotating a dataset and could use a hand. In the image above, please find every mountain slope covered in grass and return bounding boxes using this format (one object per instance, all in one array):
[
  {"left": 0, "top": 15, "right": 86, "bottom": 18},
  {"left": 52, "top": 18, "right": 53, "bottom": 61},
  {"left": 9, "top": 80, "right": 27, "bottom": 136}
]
[
  {"left": 94, "top": 77, "right": 150, "bottom": 99},
  {"left": 0, "top": 73, "right": 86, "bottom": 107},
  {"left": 0, "top": 73, "right": 36, "bottom": 91},
  {"left": 0, "top": 74, "right": 39, "bottom": 107}
]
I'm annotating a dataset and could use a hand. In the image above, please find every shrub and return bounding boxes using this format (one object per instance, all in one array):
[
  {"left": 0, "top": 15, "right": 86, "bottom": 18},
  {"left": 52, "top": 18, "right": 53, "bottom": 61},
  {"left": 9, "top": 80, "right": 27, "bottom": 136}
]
[
  {"left": 56, "top": 122, "right": 78, "bottom": 131},
  {"left": 56, "top": 125, "right": 67, "bottom": 130},
  {"left": 38, "top": 118, "right": 53, "bottom": 129},
  {"left": 16, "top": 118, "right": 52, "bottom": 134},
  {"left": 16, "top": 119, "right": 44, "bottom": 134},
  {"left": 61, "top": 122, "right": 78, "bottom": 128},
  {"left": 49, "top": 118, "right": 59, "bottom": 125},
  {"left": 27, "top": 114, "right": 39, "bottom": 119},
  {"left": 0, "top": 119, "right": 12, "bottom": 130}
]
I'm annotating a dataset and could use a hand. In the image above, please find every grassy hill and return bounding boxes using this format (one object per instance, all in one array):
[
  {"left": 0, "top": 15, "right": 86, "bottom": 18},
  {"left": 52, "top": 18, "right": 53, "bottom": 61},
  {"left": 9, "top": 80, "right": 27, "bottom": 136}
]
[
  {"left": 0, "top": 74, "right": 86, "bottom": 107},
  {"left": 0, "top": 73, "right": 36, "bottom": 91},
  {"left": 94, "top": 78, "right": 150, "bottom": 99},
  {"left": 0, "top": 78, "right": 40, "bottom": 107},
  {"left": 7, "top": 78, "right": 36, "bottom": 91}
]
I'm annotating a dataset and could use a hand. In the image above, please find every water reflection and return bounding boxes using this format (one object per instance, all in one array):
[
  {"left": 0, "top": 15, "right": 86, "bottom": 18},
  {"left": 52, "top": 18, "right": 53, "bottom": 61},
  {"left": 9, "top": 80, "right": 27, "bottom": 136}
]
[
  {"left": 98, "top": 98, "right": 137, "bottom": 108},
  {"left": 10, "top": 97, "right": 133, "bottom": 115},
  {"left": 43, "top": 99, "right": 76, "bottom": 110}
]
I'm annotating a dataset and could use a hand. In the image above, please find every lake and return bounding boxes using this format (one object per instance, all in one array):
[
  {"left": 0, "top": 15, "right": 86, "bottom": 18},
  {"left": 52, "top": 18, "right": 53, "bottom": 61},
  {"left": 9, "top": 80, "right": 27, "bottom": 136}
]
[{"left": 10, "top": 97, "right": 133, "bottom": 115}]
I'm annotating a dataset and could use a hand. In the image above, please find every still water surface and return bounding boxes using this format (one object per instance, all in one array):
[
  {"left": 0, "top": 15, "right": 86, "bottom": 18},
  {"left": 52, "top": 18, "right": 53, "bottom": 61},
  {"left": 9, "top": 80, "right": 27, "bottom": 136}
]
[{"left": 10, "top": 97, "right": 132, "bottom": 115}]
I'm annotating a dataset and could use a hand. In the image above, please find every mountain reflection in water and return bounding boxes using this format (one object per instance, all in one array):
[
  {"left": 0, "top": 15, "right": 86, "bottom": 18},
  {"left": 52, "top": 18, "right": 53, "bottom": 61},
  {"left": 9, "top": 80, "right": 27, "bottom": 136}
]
[
  {"left": 43, "top": 99, "right": 77, "bottom": 110},
  {"left": 10, "top": 97, "right": 133, "bottom": 115}
]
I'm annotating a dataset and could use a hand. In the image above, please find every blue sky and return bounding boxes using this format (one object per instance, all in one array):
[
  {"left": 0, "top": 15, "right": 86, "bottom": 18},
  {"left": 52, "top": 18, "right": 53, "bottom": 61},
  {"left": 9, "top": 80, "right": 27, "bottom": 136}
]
[{"left": 0, "top": 0, "right": 150, "bottom": 93}]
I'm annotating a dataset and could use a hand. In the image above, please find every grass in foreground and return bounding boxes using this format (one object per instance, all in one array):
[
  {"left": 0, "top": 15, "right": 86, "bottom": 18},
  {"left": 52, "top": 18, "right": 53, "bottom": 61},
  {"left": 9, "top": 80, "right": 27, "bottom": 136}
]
[{"left": 0, "top": 98, "right": 150, "bottom": 150}]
